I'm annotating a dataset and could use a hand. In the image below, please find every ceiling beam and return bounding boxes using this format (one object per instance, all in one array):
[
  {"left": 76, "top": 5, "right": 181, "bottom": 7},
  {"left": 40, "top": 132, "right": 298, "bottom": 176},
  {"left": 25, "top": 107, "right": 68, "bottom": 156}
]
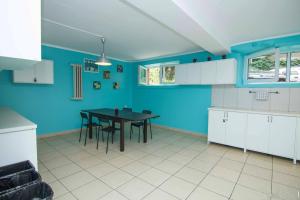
[{"left": 122, "top": 0, "right": 230, "bottom": 55}]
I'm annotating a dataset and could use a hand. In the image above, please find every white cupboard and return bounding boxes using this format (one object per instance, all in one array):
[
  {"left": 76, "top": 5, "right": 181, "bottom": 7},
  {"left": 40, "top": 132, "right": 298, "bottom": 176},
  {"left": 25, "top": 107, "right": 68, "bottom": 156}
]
[
  {"left": 13, "top": 60, "right": 54, "bottom": 84},
  {"left": 0, "top": 0, "right": 41, "bottom": 69},
  {"left": 209, "top": 108, "right": 299, "bottom": 163},
  {"left": 269, "top": 116, "right": 296, "bottom": 159},
  {"left": 208, "top": 110, "right": 247, "bottom": 149},
  {"left": 246, "top": 114, "right": 270, "bottom": 154},
  {"left": 175, "top": 58, "right": 236, "bottom": 85}
]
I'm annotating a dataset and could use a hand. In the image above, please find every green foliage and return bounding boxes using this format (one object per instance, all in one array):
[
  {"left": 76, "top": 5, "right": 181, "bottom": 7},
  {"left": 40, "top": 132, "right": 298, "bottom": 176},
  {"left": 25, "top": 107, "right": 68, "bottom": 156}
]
[{"left": 249, "top": 55, "right": 275, "bottom": 71}]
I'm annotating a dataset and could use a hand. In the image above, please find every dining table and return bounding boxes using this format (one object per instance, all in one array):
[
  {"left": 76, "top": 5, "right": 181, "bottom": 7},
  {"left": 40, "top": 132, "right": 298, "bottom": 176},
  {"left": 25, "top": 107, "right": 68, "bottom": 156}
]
[{"left": 82, "top": 108, "right": 159, "bottom": 152}]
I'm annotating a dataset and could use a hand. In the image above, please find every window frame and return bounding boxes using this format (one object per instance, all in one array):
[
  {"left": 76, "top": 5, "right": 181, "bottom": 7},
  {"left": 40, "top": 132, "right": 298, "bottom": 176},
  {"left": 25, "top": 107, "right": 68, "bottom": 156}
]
[{"left": 138, "top": 61, "right": 179, "bottom": 86}]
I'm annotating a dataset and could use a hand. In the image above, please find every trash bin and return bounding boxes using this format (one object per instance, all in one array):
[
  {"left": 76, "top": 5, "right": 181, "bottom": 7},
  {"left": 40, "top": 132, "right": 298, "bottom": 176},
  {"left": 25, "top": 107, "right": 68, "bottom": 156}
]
[
  {"left": 0, "top": 182, "right": 53, "bottom": 200},
  {"left": 0, "top": 170, "right": 41, "bottom": 195},
  {"left": 0, "top": 161, "right": 35, "bottom": 178}
]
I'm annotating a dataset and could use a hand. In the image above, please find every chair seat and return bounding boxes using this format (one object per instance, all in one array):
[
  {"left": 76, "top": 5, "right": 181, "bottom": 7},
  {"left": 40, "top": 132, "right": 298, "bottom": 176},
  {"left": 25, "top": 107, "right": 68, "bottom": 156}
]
[{"left": 131, "top": 121, "right": 143, "bottom": 127}]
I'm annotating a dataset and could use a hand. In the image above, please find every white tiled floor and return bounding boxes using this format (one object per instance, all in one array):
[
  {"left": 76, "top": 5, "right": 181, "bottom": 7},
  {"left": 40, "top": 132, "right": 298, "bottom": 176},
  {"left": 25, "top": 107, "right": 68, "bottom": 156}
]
[{"left": 37, "top": 126, "right": 300, "bottom": 200}]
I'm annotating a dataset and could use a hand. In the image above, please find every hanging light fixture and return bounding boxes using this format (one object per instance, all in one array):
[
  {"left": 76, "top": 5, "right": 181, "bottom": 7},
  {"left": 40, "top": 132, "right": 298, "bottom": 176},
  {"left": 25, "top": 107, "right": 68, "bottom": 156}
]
[{"left": 95, "top": 37, "right": 112, "bottom": 66}]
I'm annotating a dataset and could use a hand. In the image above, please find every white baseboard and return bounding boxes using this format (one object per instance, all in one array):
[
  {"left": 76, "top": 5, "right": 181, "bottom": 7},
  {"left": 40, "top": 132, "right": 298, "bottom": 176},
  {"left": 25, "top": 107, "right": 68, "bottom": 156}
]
[
  {"left": 38, "top": 128, "right": 81, "bottom": 139},
  {"left": 152, "top": 124, "right": 207, "bottom": 139}
]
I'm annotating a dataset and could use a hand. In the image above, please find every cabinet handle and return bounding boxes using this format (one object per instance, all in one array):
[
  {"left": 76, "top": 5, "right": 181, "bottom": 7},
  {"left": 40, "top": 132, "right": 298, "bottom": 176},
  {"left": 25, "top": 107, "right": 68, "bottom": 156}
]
[
  {"left": 34, "top": 78, "right": 37, "bottom": 83},
  {"left": 267, "top": 116, "right": 270, "bottom": 123},
  {"left": 270, "top": 116, "right": 273, "bottom": 123}
]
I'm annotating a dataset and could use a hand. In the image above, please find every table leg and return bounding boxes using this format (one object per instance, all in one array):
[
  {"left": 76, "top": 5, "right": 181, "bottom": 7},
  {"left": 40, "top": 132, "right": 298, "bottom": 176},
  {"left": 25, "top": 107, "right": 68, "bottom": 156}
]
[
  {"left": 88, "top": 113, "right": 93, "bottom": 139},
  {"left": 112, "top": 120, "right": 115, "bottom": 134},
  {"left": 143, "top": 119, "right": 148, "bottom": 143},
  {"left": 120, "top": 120, "right": 125, "bottom": 152}
]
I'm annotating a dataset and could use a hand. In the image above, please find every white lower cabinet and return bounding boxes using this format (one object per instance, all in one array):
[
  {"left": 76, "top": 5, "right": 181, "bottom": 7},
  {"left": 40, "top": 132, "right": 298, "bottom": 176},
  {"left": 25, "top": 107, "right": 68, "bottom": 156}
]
[
  {"left": 246, "top": 114, "right": 270, "bottom": 154},
  {"left": 208, "top": 108, "right": 299, "bottom": 163},
  {"left": 208, "top": 110, "right": 226, "bottom": 144},
  {"left": 225, "top": 112, "right": 247, "bottom": 148},
  {"left": 208, "top": 110, "right": 247, "bottom": 149},
  {"left": 269, "top": 116, "right": 296, "bottom": 159}
]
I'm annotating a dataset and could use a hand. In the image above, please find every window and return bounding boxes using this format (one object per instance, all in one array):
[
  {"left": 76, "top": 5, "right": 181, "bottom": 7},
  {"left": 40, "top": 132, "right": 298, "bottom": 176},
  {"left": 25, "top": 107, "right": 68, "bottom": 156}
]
[
  {"left": 290, "top": 52, "right": 300, "bottom": 82},
  {"left": 245, "top": 48, "right": 300, "bottom": 84},
  {"left": 138, "top": 61, "right": 179, "bottom": 86}
]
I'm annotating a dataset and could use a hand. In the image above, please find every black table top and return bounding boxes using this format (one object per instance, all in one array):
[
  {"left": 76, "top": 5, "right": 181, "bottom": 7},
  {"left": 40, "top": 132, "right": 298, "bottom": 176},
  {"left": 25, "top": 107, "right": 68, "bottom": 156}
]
[{"left": 82, "top": 108, "right": 159, "bottom": 121}]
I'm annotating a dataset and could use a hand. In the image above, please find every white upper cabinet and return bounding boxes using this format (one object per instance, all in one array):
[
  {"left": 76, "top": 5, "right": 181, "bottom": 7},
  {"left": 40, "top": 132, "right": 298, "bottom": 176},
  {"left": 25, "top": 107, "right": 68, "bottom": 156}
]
[
  {"left": 174, "top": 59, "right": 236, "bottom": 85},
  {"left": 201, "top": 61, "right": 217, "bottom": 85},
  {"left": 175, "top": 64, "right": 187, "bottom": 84},
  {"left": 297, "top": 118, "right": 300, "bottom": 160},
  {"left": 216, "top": 59, "right": 237, "bottom": 84},
  {"left": 13, "top": 60, "right": 54, "bottom": 84},
  {"left": 0, "top": 0, "right": 41, "bottom": 69}
]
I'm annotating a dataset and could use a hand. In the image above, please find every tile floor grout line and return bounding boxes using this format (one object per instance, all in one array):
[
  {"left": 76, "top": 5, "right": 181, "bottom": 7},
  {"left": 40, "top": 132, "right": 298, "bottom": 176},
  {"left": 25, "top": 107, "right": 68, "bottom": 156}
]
[
  {"left": 184, "top": 148, "right": 230, "bottom": 200},
  {"left": 227, "top": 151, "right": 249, "bottom": 200}
]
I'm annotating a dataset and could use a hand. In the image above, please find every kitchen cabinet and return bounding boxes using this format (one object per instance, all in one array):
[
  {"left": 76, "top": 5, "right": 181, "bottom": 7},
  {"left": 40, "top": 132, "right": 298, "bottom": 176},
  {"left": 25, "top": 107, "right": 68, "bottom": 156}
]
[
  {"left": 0, "top": 0, "right": 41, "bottom": 69},
  {"left": 208, "top": 110, "right": 226, "bottom": 144},
  {"left": 216, "top": 59, "right": 236, "bottom": 84},
  {"left": 246, "top": 114, "right": 270, "bottom": 153},
  {"left": 208, "top": 110, "right": 247, "bottom": 149},
  {"left": 200, "top": 61, "right": 217, "bottom": 85},
  {"left": 13, "top": 60, "right": 54, "bottom": 84},
  {"left": 186, "top": 63, "right": 201, "bottom": 84},
  {"left": 175, "top": 64, "right": 187, "bottom": 84},
  {"left": 209, "top": 107, "right": 299, "bottom": 163},
  {"left": 0, "top": 108, "right": 37, "bottom": 168}
]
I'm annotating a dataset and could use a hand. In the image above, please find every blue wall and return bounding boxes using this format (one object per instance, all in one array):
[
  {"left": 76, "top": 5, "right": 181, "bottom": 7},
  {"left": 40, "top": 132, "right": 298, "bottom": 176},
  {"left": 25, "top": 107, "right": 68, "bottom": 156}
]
[
  {"left": 132, "top": 52, "right": 217, "bottom": 135},
  {"left": 1, "top": 34, "right": 300, "bottom": 136},
  {"left": 0, "top": 46, "right": 133, "bottom": 135}
]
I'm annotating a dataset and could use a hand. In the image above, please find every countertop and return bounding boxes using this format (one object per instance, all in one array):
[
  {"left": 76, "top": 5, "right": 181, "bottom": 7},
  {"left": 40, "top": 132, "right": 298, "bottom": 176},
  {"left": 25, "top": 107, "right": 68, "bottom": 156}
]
[
  {"left": 0, "top": 107, "right": 37, "bottom": 134},
  {"left": 209, "top": 107, "right": 300, "bottom": 117}
]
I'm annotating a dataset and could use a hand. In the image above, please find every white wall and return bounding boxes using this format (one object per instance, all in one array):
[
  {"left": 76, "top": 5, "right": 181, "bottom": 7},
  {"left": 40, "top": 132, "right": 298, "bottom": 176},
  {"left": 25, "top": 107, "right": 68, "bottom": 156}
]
[{"left": 211, "top": 85, "right": 300, "bottom": 112}]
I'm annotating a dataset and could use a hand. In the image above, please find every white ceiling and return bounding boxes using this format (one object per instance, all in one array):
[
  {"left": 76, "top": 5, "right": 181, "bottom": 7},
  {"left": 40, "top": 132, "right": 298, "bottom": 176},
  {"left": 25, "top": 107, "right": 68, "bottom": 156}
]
[{"left": 42, "top": 0, "right": 300, "bottom": 61}]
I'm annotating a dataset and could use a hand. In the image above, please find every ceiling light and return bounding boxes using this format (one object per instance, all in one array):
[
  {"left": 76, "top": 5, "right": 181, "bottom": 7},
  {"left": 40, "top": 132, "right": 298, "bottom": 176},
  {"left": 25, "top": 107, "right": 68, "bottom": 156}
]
[{"left": 95, "top": 37, "right": 112, "bottom": 66}]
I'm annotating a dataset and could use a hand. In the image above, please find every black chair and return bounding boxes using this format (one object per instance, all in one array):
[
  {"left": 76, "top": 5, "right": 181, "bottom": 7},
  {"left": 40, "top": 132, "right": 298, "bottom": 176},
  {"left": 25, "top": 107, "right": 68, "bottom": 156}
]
[
  {"left": 95, "top": 117, "right": 110, "bottom": 147},
  {"left": 96, "top": 124, "right": 119, "bottom": 154},
  {"left": 79, "top": 112, "right": 99, "bottom": 146},
  {"left": 123, "top": 107, "right": 132, "bottom": 112},
  {"left": 130, "top": 110, "right": 153, "bottom": 143}
]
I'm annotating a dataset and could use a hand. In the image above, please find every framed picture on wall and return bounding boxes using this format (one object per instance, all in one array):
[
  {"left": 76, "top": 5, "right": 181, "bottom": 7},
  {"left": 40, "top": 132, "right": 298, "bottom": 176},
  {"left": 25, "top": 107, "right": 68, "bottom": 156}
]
[
  {"left": 113, "top": 82, "right": 120, "bottom": 89},
  {"left": 84, "top": 59, "right": 98, "bottom": 73},
  {"left": 93, "top": 81, "right": 101, "bottom": 89},
  {"left": 117, "top": 64, "right": 123, "bottom": 73},
  {"left": 103, "top": 70, "right": 110, "bottom": 79}
]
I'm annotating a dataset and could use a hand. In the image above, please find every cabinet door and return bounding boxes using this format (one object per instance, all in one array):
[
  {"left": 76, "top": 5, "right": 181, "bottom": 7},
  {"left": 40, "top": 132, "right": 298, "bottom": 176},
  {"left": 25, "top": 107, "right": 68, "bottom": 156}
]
[
  {"left": 13, "top": 67, "right": 35, "bottom": 83},
  {"left": 246, "top": 114, "right": 270, "bottom": 153},
  {"left": 297, "top": 118, "right": 300, "bottom": 160},
  {"left": 186, "top": 63, "right": 201, "bottom": 84},
  {"left": 208, "top": 110, "right": 226, "bottom": 144},
  {"left": 35, "top": 60, "right": 54, "bottom": 84},
  {"left": 201, "top": 61, "right": 217, "bottom": 84},
  {"left": 269, "top": 115, "right": 296, "bottom": 159},
  {"left": 175, "top": 64, "right": 187, "bottom": 84},
  {"left": 216, "top": 59, "right": 236, "bottom": 84},
  {"left": 226, "top": 112, "right": 247, "bottom": 148}
]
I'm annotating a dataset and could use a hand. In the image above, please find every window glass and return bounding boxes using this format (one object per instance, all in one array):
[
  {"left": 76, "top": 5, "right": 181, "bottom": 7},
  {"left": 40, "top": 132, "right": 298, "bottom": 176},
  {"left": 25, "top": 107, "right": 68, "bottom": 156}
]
[
  {"left": 139, "top": 66, "right": 147, "bottom": 85},
  {"left": 148, "top": 67, "right": 161, "bottom": 85},
  {"left": 162, "top": 66, "right": 175, "bottom": 83},
  {"left": 290, "top": 52, "right": 300, "bottom": 82},
  {"left": 247, "top": 53, "right": 275, "bottom": 80},
  {"left": 278, "top": 53, "right": 288, "bottom": 82}
]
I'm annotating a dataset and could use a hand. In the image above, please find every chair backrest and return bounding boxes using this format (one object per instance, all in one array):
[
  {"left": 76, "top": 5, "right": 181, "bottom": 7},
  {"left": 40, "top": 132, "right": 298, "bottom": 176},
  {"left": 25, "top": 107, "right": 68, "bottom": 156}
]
[
  {"left": 142, "top": 110, "right": 152, "bottom": 114},
  {"left": 80, "top": 112, "right": 88, "bottom": 120},
  {"left": 97, "top": 117, "right": 110, "bottom": 124},
  {"left": 123, "top": 107, "right": 132, "bottom": 112}
]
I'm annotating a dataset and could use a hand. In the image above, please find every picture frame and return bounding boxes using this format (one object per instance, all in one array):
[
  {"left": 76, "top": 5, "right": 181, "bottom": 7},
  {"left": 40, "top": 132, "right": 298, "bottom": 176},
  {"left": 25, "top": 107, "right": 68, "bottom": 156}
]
[
  {"left": 103, "top": 70, "right": 110, "bottom": 79},
  {"left": 93, "top": 81, "right": 101, "bottom": 89},
  {"left": 113, "top": 82, "right": 120, "bottom": 89},
  {"left": 117, "top": 64, "right": 123, "bottom": 73},
  {"left": 84, "top": 58, "right": 98, "bottom": 73}
]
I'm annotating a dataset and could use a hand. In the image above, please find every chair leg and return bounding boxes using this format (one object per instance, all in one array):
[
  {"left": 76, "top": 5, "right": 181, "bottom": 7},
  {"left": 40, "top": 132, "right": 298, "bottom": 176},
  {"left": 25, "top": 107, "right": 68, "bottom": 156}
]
[
  {"left": 138, "top": 127, "right": 141, "bottom": 143},
  {"left": 149, "top": 121, "right": 153, "bottom": 139},
  {"left": 79, "top": 123, "right": 83, "bottom": 142},
  {"left": 84, "top": 126, "right": 88, "bottom": 146},
  {"left": 102, "top": 129, "right": 104, "bottom": 142},
  {"left": 96, "top": 127, "right": 99, "bottom": 149},
  {"left": 130, "top": 126, "right": 132, "bottom": 140},
  {"left": 112, "top": 132, "right": 114, "bottom": 144},
  {"left": 106, "top": 132, "right": 109, "bottom": 154}
]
